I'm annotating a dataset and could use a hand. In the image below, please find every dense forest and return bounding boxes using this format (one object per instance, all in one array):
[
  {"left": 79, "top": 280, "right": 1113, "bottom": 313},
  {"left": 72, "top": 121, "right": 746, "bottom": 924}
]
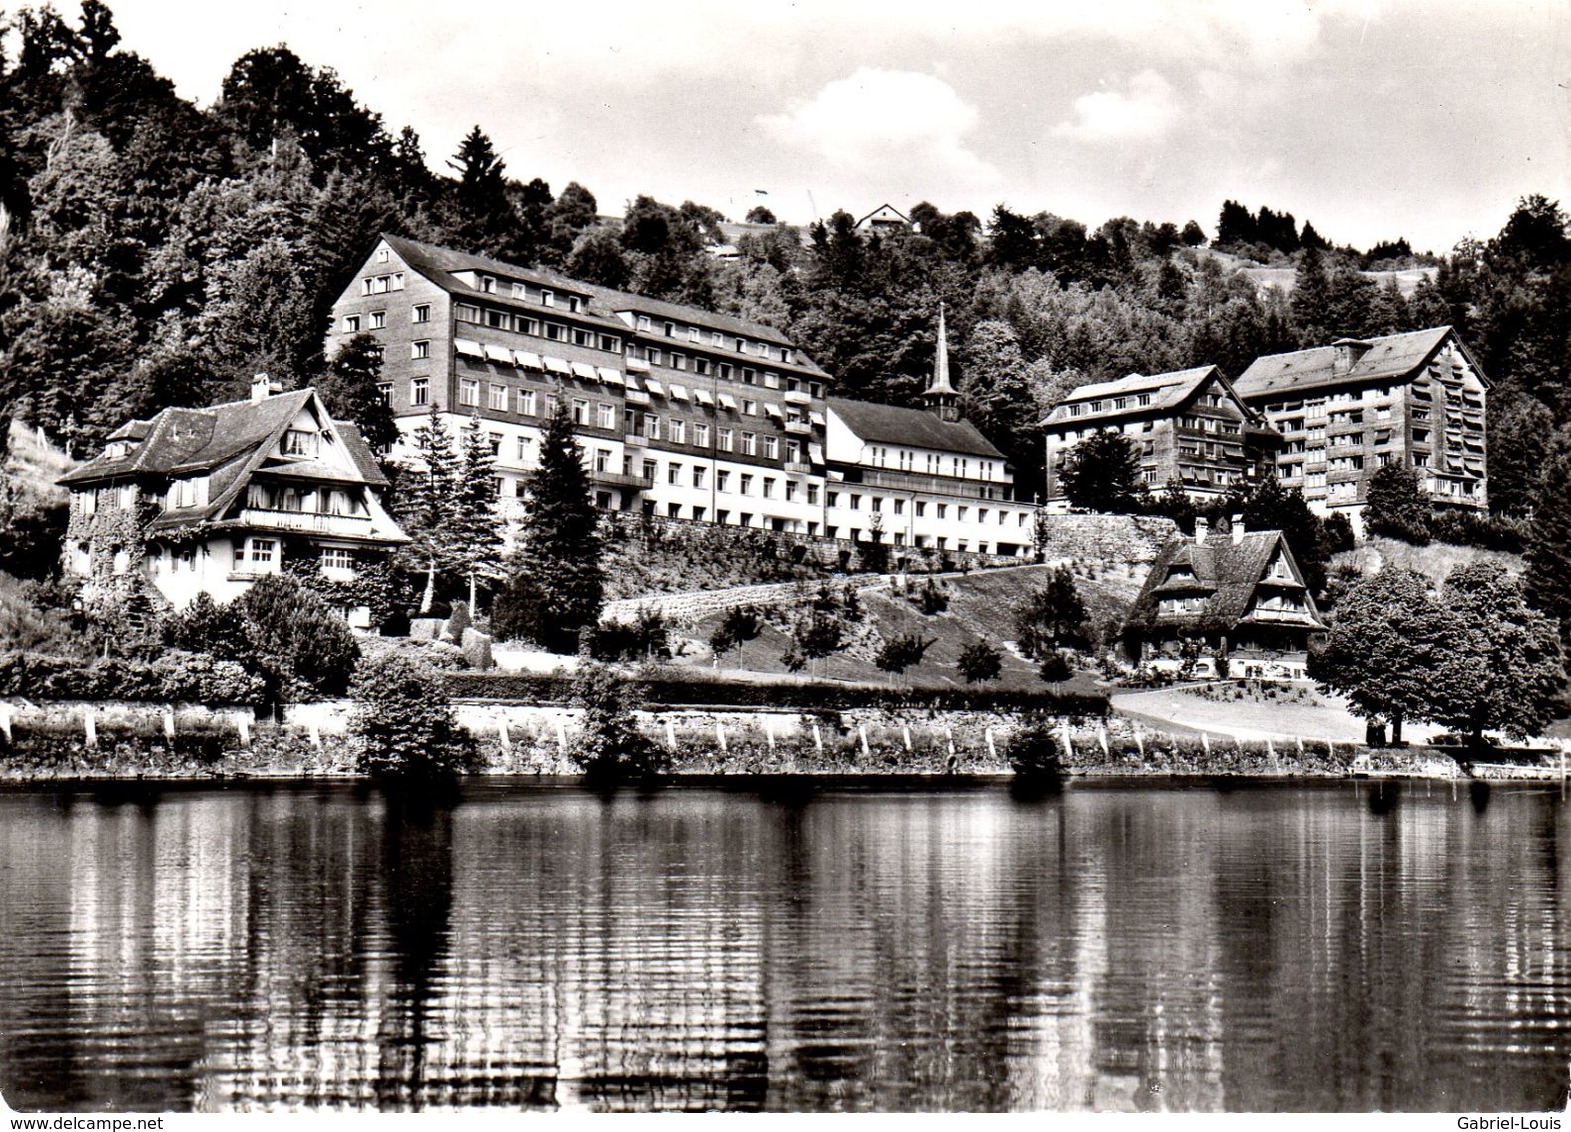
[{"left": 1, "top": 1, "right": 1568, "bottom": 513}]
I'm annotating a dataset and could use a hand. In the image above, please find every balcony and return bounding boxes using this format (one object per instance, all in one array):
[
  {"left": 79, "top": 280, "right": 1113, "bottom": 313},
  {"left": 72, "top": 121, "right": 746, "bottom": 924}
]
[
  {"left": 624, "top": 432, "right": 647, "bottom": 448},
  {"left": 783, "top": 460, "right": 813, "bottom": 475},
  {"left": 783, "top": 418, "right": 813, "bottom": 435},
  {"left": 593, "top": 469, "right": 653, "bottom": 491},
  {"left": 237, "top": 508, "right": 373, "bottom": 535}
]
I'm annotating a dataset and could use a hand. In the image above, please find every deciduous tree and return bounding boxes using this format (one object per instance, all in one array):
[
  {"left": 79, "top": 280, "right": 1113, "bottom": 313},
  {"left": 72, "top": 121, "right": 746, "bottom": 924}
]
[{"left": 1057, "top": 430, "right": 1142, "bottom": 513}]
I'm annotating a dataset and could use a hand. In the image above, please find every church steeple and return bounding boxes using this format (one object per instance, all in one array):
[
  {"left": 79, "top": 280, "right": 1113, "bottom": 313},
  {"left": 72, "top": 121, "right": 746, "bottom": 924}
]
[{"left": 924, "top": 303, "right": 960, "bottom": 422}]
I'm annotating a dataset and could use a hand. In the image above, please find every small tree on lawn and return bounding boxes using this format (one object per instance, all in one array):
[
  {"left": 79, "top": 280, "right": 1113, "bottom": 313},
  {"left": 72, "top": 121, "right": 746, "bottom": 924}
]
[
  {"left": 709, "top": 604, "right": 761, "bottom": 668},
  {"left": 1014, "top": 565, "right": 1088, "bottom": 658},
  {"left": 571, "top": 662, "right": 665, "bottom": 782},
  {"left": 874, "top": 632, "right": 935, "bottom": 683},
  {"left": 1365, "top": 461, "right": 1431, "bottom": 546},
  {"left": 495, "top": 399, "right": 604, "bottom": 652},
  {"left": 785, "top": 608, "right": 844, "bottom": 677},
  {"left": 455, "top": 413, "right": 504, "bottom": 611},
  {"left": 1038, "top": 649, "right": 1074, "bottom": 686},
  {"left": 317, "top": 333, "right": 400, "bottom": 453},
  {"left": 1058, "top": 430, "right": 1142, "bottom": 513},
  {"left": 1430, "top": 562, "right": 1565, "bottom": 744},
  {"left": 956, "top": 640, "right": 1003, "bottom": 683},
  {"left": 350, "top": 653, "right": 475, "bottom": 780}
]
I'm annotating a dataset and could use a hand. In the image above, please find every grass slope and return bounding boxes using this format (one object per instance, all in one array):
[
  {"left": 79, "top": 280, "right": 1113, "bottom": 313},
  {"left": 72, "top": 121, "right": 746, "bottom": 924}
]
[
  {"left": 673, "top": 564, "right": 1134, "bottom": 696},
  {"left": 5, "top": 420, "right": 73, "bottom": 503}
]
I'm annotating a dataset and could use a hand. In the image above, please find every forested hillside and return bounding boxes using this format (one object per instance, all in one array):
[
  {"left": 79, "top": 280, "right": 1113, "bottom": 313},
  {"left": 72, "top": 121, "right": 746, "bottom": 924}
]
[{"left": 1, "top": 1, "right": 1567, "bottom": 512}]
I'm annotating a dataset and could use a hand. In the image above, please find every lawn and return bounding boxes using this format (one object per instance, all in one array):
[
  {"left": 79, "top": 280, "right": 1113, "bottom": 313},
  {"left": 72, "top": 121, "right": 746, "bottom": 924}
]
[{"left": 1112, "top": 682, "right": 1448, "bottom": 743}]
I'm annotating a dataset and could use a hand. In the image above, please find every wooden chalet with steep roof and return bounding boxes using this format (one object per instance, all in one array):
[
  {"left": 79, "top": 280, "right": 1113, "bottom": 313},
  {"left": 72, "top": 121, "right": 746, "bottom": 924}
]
[
  {"left": 1121, "top": 517, "right": 1326, "bottom": 678},
  {"left": 58, "top": 377, "right": 408, "bottom": 627},
  {"left": 1041, "top": 365, "right": 1278, "bottom": 510}
]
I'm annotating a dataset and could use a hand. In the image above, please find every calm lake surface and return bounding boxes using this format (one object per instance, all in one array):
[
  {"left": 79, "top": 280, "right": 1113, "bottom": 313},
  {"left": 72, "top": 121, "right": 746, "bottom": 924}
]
[{"left": 1, "top": 778, "right": 1568, "bottom": 1113}]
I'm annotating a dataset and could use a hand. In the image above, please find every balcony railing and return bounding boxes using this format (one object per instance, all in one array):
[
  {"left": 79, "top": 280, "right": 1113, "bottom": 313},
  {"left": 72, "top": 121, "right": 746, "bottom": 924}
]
[
  {"left": 783, "top": 418, "right": 813, "bottom": 435},
  {"left": 238, "top": 508, "right": 372, "bottom": 534},
  {"left": 783, "top": 460, "right": 813, "bottom": 474},
  {"left": 593, "top": 469, "right": 653, "bottom": 491}
]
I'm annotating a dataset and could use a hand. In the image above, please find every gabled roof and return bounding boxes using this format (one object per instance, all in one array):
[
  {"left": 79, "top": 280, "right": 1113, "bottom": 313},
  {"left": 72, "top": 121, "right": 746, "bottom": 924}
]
[
  {"left": 1124, "top": 527, "right": 1327, "bottom": 635},
  {"left": 376, "top": 233, "right": 820, "bottom": 367},
  {"left": 828, "top": 398, "right": 1003, "bottom": 458},
  {"left": 59, "top": 390, "right": 392, "bottom": 534},
  {"left": 855, "top": 204, "right": 911, "bottom": 228},
  {"left": 1042, "top": 365, "right": 1258, "bottom": 429},
  {"left": 1233, "top": 326, "right": 1485, "bottom": 400}
]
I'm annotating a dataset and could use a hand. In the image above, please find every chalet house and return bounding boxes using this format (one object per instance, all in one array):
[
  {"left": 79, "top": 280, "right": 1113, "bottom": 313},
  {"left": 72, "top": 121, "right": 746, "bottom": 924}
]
[
  {"left": 1232, "top": 326, "right": 1488, "bottom": 526},
  {"left": 1041, "top": 365, "right": 1278, "bottom": 510},
  {"left": 854, "top": 204, "right": 912, "bottom": 235},
  {"left": 1121, "top": 518, "right": 1326, "bottom": 679},
  {"left": 58, "top": 378, "right": 408, "bottom": 627}
]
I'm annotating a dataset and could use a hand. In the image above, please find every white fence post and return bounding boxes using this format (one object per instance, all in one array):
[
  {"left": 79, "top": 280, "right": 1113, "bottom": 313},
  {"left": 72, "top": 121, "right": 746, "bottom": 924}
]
[
  {"left": 666, "top": 719, "right": 677, "bottom": 752},
  {"left": 163, "top": 708, "right": 176, "bottom": 742},
  {"left": 984, "top": 727, "right": 997, "bottom": 761},
  {"left": 0, "top": 702, "right": 12, "bottom": 743},
  {"left": 497, "top": 714, "right": 511, "bottom": 754},
  {"left": 716, "top": 721, "right": 728, "bottom": 754},
  {"left": 83, "top": 707, "right": 96, "bottom": 748},
  {"left": 236, "top": 713, "right": 251, "bottom": 748},
  {"left": 859, "top": 725, "right": 870, "bottom": 758}
]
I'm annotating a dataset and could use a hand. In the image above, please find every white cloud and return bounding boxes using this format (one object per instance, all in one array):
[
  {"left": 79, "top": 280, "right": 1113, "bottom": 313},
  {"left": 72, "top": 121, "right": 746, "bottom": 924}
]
[
  {"left": 757, "top": 68, "right": 998, "bottom": 186},
  {"left": 1051, "top": 70, "right": 1181, "bottom": 144}
]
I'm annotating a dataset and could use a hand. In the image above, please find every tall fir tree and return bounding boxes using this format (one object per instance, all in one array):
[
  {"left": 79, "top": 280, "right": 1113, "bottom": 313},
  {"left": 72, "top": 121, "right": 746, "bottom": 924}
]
[
  {"left": 317, "top": 332, "right": 399, "bottom": 452},
  {"left": 399, "top": 400, "right": 462, "bottom": 613},
  {"left": 1523, "top": 433, "right": 1571, "bottom": 646},
  {"left": 496, "top": 399, "right": 604, "bottom": 652},
  {"left": 454, "top": 412, "right": 504, "bottom": 611}
]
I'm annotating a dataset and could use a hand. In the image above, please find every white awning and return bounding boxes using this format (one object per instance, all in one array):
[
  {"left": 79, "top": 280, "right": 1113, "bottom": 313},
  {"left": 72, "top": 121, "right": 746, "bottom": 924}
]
[
  {"left": 597, "top": 366, "right": 624, "bottom": 385},
  {"left": 809, "top": 410, "right": 826, "bottom": 427},
  {"left": 485, "top": 343, "right": 514, "bottom": 364},
  {"left": 644, "top": 378, "right": 666, "bottom": 397},
  {"left": 543, "top": 356, "right": 572, "bottom": 375},
  {"left": 808, "top": 443, "right": 825, "bottom": 464},
  {"left": 718, "top": 393, "right": 738, "bottom": 411},
  {"left": 515, "top": 350, "right": 543, "bottom": 370},
  {"left": 624, "top": 389, "right": 651, "bottom": 406},
  {"left": 693, "top": 388, "right": 715, "bottom": 406},
  {"left": 455, "top": 338, "right": 485, "bottom": 358},
  {"left": 667, "top": 383, "right": 690, "bottom": 401},
  {"left": 625, "top": 355, "right": 651, "bottom": 372},
  {"left": 571, "top": 361, "right": 598, "bottom": 380},
  {"left": 623, "top": 372, "right": 644, "bottom": 392},
  {"left": 764, "top": 402, "right": 784, "bottom": 419}
]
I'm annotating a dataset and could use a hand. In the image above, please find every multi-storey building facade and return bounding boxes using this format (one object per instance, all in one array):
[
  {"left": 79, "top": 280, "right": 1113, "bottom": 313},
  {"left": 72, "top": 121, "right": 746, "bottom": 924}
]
[
  {"left": 1233, "top": 327, "right": 1488, "bottom": 523},
  {"left": 58, "top": 379, "right": 408, "bottom": 626},
  {"left": 1041, "top": 365, "right": 1276, "bottom": 510},
  {"left": 328, "top": 235, "right": 1032, "bottom": 553}
]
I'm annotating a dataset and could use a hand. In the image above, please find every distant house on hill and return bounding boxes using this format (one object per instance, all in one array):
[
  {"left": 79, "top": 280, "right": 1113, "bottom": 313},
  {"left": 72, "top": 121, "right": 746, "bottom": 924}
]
[
  {"left": 58, "top": 377, "right": 408, "bottom": 626},
  {"left": 1121, "top": 517, "right": 1326, "bottom": 678},
  {"left": 1040, "top": 365, "right": 1278, "bottom": 510},
  {"left": 854, "top": 204, "right": 911, "bottom": 235}
]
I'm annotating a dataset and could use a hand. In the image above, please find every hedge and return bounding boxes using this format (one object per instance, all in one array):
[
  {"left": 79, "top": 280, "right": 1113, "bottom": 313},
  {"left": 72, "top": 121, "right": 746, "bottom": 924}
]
[
  {"left": 445, "top": 669, "right": 1109, "bottom": 715},
  {"left": 0, "top": 651, "right": 265, "bottom": 706}
]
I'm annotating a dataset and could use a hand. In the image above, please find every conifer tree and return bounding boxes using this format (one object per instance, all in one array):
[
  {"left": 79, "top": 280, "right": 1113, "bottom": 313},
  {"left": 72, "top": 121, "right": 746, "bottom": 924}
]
[
  {"left": 454, "top": 412, "right": 503, "bottom": 611},
  {"left": 318, "top": 332, "right": 399, "bottom": 453},
  {"left": 496, "top": 399, "right": 603, "bottom": 652},
  {"left": 1523, "top": 436, "right": 1571, "bottom": 645},
  {"left": 399, "top": 401, "right": 461, "bottom": 613}
]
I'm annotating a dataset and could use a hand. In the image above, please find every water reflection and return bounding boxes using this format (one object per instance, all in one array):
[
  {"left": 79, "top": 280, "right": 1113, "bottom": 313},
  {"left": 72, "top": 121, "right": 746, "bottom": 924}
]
[{"left": 0, "top": 781, "right": 1567, "bottom": 1112}]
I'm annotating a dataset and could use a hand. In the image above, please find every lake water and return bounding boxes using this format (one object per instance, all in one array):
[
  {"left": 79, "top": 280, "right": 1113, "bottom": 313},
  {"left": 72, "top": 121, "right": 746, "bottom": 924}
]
[{"left": 0, "top": 778, "right": 1567, "bottom": 1113}]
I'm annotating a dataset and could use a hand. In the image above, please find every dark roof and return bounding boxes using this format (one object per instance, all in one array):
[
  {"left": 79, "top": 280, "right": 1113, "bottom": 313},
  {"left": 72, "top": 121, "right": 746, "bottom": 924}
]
[
  {"left": 1233, "top": 326, "right": 1484, "bottom": 400},
  {"left": 828, "top": 398, "right": 1003, "bottom": 458},
  {"left": 378, "top": 233, "right": 820, "bottom": 367},
  {"left": 1124, "top": 527, "right": 1326, "bottom": 635},
  {"left": 59, "top": 390, "right": 390, "bottom": 532}
]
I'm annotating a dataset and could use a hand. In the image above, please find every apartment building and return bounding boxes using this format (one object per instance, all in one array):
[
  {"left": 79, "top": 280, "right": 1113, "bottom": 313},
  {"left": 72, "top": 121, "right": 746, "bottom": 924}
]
[
  {"left": 1233, "top": 327, "right": 1488, "bottom": 523},
  {"left": 327, "top": 235, "right": 1030, "bottom": 552},
  {"left": 1041, "top": 365, "right": 1276, "bottom": 510}
]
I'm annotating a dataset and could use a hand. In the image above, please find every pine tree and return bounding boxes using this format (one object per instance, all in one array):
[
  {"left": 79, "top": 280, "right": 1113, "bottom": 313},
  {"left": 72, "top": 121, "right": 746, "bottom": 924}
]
[
  {"left": 498, "top": 399, "right": 604, "bottom": 652},
  {"left": 399, "top": 401, "right": 462, "bottom": 613},
  {"left": 1523, "top": 435, "right": 1571, "bottom": 645},
  {"left": 1291, "top": 244, "right": 1334, "bottom": 346},
  {"left": 454, "top": 412, "right": 503, "bottom": 611},
  {"left": 1013, "top": 565, "right": 1088, "bottom": 658}
]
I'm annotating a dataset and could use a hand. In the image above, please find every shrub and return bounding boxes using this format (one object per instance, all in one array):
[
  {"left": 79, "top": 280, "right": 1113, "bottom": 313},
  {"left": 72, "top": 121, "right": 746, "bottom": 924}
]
[
  {"left": 910, "top": 578, "right": 949, "bottom": 615},
  {"left": 1038, "top": 650, "right": 1074, "bottom": 684},
  {"left": 349, "top": 654, "right": 476, "bottom": 780},
  {"left": 570, "top": 662, "right": 665, "bottom": 782},
  {"left": 1004, "top": 716, "right": 1064, "bottom": 781},
  {"left": 874, "top": 632, "right": 935, "bottom": 679},
  {"left": 0, "top": 650, "right": 263, "bottom": 705},
  {"left": 956, "top": 641, "right": 1003, "bottom": 683}
]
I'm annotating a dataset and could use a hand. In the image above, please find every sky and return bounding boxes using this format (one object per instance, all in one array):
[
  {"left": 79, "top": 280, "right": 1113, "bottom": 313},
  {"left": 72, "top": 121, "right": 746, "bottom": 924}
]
[{"left": 19, "top": 0, "right": 1571, "bottom": 251}]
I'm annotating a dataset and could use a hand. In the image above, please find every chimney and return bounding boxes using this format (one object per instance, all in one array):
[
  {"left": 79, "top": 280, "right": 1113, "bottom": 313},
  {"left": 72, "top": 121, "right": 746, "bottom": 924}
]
[
  {"left": 1231, "top": 513, "right": 1245, "bottom": 545},
  {"left": 251, "top": 373, "right": 282, "bottom": 402},
  {"left": 1194, "top": 516, "right": 1209, "bottom": 545},
  {"left": 1332, "top": 338, "right": 1372, "bottom": 375}
]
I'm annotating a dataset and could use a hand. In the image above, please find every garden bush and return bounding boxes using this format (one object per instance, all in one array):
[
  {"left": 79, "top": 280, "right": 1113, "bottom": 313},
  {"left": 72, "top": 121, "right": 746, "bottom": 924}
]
[{"left": 349, "top": 654, "right": 477, "bottom": 780}]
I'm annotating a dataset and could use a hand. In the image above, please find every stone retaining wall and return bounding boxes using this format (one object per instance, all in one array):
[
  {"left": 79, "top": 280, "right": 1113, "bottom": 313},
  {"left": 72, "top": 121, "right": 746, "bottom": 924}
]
[
  {"left": 601, "top": 574, "right": 894, "bottom": 628},
  {"left": 1036, "top": 513, "right": 1178, "bottom": 565}
]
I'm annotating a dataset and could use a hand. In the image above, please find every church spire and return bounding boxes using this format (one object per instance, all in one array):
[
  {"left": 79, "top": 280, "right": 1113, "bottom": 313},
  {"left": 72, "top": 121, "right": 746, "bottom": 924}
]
[{"left": 924, "top": 303, "right": 960, "bottom": 421}]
